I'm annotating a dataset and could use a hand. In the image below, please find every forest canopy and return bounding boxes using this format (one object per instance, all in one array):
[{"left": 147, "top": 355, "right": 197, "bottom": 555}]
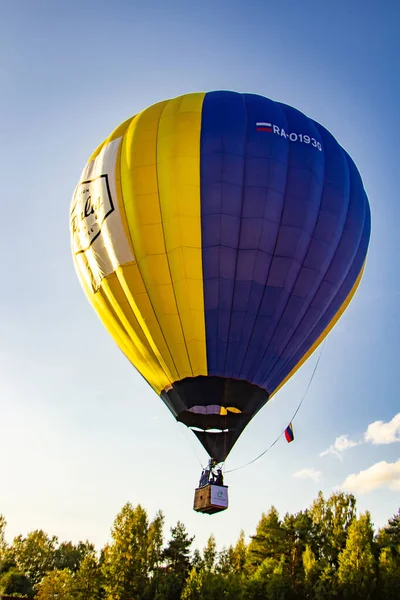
[{"left": 1, "top": 491, "right": 399, "bottom": 599}]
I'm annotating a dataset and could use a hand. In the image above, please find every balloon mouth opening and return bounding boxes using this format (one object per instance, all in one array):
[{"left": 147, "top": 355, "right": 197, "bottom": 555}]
[
  {"left": 189, "top": 426, "right": 230, "bottom": 433},
  {"left": 161, "top": 375, "right": 270, "bottom": 462}
]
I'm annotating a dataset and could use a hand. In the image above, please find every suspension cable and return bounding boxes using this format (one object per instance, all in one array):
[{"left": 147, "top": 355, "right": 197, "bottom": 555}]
[{"left": 224, "top": 343, "right": 325, "bottom": 474}]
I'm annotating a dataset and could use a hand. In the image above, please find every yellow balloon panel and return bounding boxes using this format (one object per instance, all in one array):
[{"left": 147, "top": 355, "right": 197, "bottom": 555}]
[
  {"left": 71, "top": 93, "right": 208, "bottom": 394},
  {"left": 120, "top": 93, "right": 207, "bottom": 383}
]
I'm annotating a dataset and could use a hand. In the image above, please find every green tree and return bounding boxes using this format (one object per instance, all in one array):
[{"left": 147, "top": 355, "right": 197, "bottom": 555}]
[
  {"left": 337, "top": 512, "right": 376, "bottom": 599},
  {"left": 282, "top": 509, "right": 314, "bottom": 591},
  {"left": 191, "top": 548, "right": 203, "bottom": 571},
  {"left": 0, "top": 515, "right": 7, "bottom": 560},
  {"left": 246, "top": 507, "right": 286, "bottom": 573},
  {"left": 303, "top": 544, "right": 318, "bottom": 599},
  {"left": 216, "top": 546, "right": 235, "bottom": 575},
  {"left": 181, "top": 566, "right": 243, "bottom": 600},
  {"left": 266, "top": 556, "right": 292, "bottom": 600},
  {"left": 246, "top": 556, "right": 291, "bottom": 600},
  {"left": 54, "top": 540, "right": 95, "bottom": 573},
  {"left": 203, "top": 535, "right": 217, "bottom": 572},
  {"left": 155, "top": 521, "right": 194, "bottom": 600},
  {"left": 8, "top": 529, "right": 58, "bottom": 588},
  {"left": 181, "top": 567, "right": 203, "bottom": 600},
  {"left": 309, "top": 491, "right": 357, "bottom": 568},
  {"left": 102, "top": 502, "right": 164, "bottom": 600},
  {"left": 378, "top": 509, "right": 400, "bottom": 557},
  {"left": 378, "top": 547, "right": 400, "bottom": 600},
  {"left": 75, "top": 553, "right": 103, "bottom": 600},
  {"left": 231, "top": 530, "right": 247, "bottom": 574},
  {"left": 314, "top": 564, "right": 339, "bottom": 600},
  {"left": 163, "top": 521, "right": 194, "bottom": 574},
  {"left": 36, "top": 568, "right": 75, "bottom": 600},
  {"left": 0, "top": 567, "right": 34, "bottom": 598}
]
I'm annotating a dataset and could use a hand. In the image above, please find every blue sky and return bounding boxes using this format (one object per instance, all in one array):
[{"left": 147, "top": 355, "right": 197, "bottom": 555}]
[{"left": 1, "top": 0, "right": 400, "bottom": 552}]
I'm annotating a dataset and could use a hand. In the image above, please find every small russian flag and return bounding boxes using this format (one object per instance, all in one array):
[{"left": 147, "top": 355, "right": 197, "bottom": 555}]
[
  {"left": 256, "top": 122, "right": 272, "bottom": 132},
  {"left": 285, "top": 422, "right": 294, "bottom": 443}
]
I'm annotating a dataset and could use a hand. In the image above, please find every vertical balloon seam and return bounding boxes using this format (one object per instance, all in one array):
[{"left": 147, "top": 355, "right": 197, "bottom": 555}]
[
  {"left": 269, "top": 256, "right": 366, "bottom": 400},
  {"left": 99, "top": 277, "right": 165, "bottom": 392},
  {"left": 238, "top": 99, "right": 291, "bottom": 386},
  {"left": 70, "top": 144, "right": 164, "bottom": 389},
  {"left": 120, "top": 101, "right": 182, "bottom": 383},
  {"left": 269, "top": 255, "right": 366, "bottom": 394},
  {"left": 264, "top": 143, "right": 363, "bottom": 391},
  {"left": 270, "top": 226, "right": 369, "bottom": 394},
  {"left": 188, "top": 92, "right": 208, "bottom": 378},
  {"left": 112, "top": 116, "right": 175, "bottom": 386},
  {"left": 224, "top": 93, "right": 254, "bottom": 379},
  {"left": 202, "top": 91, "right": 221, "bottom": 376},
  {"left": 251, "top": 106, "right": 327, "bottom": 385},
  {"left": 156, "top": 93, "right": 207, "bottom": 380},
  {"left": 85, "top": 273, "right": 162, "bottom": 394},
  {"left": 120, "top": 108, "right": 181, "bottom": 384},
  {"left": 268, "top": 179, "right": 369, "bottom": 394},
  {"left": 156, "top": 95, "right": 194, "bottom": 378},
  {"left": 117, "top": 110, "right": 178, "bottom": 385},
  {"left": 90, "top": 289, "right": 143, "bottom": 363},
  {"left": 156, "top": 98, "right": 190, "bottom": 377},
  {"left": 222, "top": 92, "right": 249, "bottom": 374},
  {"left": 199, "top": 90, "right": 216, "bottom": 376},
  {"left": 80, "top": 114, "right": 171, "bottom": 391},
  {"left": 237, "top": 96, "right": 293, "bottom": 384},
  {"left": 251, "top": 110, "right": 330, "bottom": 385},
  {"left": 115, "top": 267, "right": 175, "bottom": 385},
  {"left": 222, "top": 94, "right": 274, "bottom": 380},
  {"left": 213, "top": 93, "right": 225, "bottom": 376},
  {"left": 105, "top": 112, "right": 175, "bottom": 389},
  {"left": 113, "top": 116, "right": 141, "bottom": 259},
  {"left": 260, "top": 126, "right": 351, "bottom": 388}
]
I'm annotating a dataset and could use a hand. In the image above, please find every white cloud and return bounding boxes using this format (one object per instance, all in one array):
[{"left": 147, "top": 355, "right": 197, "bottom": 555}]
[
  {"left": 364, "top": 413, "right": 400, "bottom": 445},
  {"left": 319, "top": 413, "right": 400, "bottom": 462},
  {"left": 294, "top": 468, "right": 321, "bottom": 482},
  {"left": 320, "top": 434, "right": 360, "bottom": 459},
  {"left": 339, "top": 459, "right": 400, "bottom": 494}
]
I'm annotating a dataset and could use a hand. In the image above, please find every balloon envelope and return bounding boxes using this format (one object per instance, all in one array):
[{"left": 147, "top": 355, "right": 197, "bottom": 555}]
[{"left": 70, "top": 91, "right": 370, "bottom": 462}]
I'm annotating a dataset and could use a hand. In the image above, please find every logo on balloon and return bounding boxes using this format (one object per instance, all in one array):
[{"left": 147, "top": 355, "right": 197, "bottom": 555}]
[{"left": 70, "top": 174, "right": 115, "bottom": 254}]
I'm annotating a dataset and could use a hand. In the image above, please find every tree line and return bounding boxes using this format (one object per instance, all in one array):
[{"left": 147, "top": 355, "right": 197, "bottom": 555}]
[{"left": 1, "top": 490, "right": 400, "bottom": 599}]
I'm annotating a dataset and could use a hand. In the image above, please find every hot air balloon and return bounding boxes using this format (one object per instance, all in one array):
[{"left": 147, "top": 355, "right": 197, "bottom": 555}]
[{"left": 70, "top": 91, "right": 370, "bottom": 513}]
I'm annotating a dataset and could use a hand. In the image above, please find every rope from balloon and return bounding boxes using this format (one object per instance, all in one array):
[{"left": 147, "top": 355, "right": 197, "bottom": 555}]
[
  {"left": 224, "top": 342, "right": 325, "bottom": 474},
  {"left": 177, "top": 421, "right": 205, "bottom": 468}
]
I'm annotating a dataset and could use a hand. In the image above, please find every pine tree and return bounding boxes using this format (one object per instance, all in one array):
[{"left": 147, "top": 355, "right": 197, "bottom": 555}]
[
  {"left": 378, "top": 547, "right": 400, "bottom": 599},
  {"left": 157, "top": 521, "right": 194, "bottom": 600},
  {"left": 163, "top": 521, "right": 194, "bottom": 574},
  {"left": 381, "top": 509, "right": 400, "bottom": 557},
  {"left": 246, "top": 506, "right": 286, "bottom": 572}
]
